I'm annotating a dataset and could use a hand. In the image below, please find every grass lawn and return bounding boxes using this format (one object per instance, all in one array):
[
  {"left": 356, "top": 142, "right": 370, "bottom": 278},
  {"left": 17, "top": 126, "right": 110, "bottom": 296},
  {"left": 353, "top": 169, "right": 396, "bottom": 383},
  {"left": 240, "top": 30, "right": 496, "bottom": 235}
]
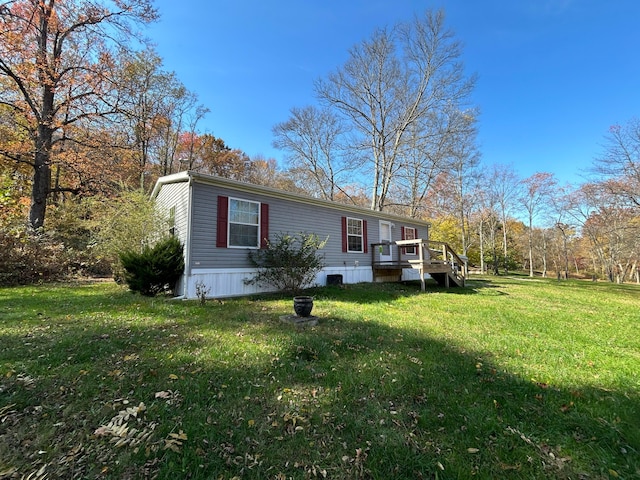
[{"left": 0, "top": 276, "right": 638, "bottom": 479}]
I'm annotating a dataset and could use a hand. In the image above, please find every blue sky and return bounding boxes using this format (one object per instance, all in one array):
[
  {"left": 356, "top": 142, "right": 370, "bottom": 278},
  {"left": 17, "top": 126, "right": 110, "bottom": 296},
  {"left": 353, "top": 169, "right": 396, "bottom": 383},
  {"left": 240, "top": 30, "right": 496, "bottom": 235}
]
[{"left": 146, "top": 1, "right": 640, "bottom": 186}]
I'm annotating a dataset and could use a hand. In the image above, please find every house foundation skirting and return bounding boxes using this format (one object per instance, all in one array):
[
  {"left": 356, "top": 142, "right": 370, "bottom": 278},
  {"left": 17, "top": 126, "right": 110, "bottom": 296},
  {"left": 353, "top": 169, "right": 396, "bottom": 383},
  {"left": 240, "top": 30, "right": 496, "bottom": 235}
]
[{"left": 184, "top": 266, "right": 375, "bottom": 299}]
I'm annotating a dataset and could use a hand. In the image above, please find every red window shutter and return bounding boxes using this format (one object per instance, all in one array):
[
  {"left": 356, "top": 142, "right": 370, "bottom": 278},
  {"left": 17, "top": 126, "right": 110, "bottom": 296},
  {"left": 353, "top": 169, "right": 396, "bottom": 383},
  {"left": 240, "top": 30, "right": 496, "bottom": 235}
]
[
  {"left": 341, "top": 217, "right": 347, "bottom": 252},
  {"left": 363, "top": 220, "right": 368, "bottom": 253},
  {"left": 260, "top": 203, "right": 269, "bottom": 249},
  {"left": 216, "top": 195, "right": 228, "bottom": 248}
]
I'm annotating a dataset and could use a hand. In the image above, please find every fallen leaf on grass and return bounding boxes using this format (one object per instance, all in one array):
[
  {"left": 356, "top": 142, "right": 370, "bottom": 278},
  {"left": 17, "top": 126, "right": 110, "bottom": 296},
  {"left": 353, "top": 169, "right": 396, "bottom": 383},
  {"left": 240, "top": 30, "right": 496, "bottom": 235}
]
[
  {"left": 467, "top": 448, "right": 479, "bottom": 454},
  {"left": 560, "top": 402, "right": 574, "bottom": 413},
  {"left": 0, "top": 467, "right": 18, "bottom": 477},
  {"left": 164, "top": 430, "right": 187, "bottom": 452},
  {"left": 22, "top": 464, "right": 47, "bottom": 479},
  {"left": 0, "top": 403, "right": 16, "bottom": 420},
  {"left": 169, "top": 430, "right": 187, "bottom": 441}
]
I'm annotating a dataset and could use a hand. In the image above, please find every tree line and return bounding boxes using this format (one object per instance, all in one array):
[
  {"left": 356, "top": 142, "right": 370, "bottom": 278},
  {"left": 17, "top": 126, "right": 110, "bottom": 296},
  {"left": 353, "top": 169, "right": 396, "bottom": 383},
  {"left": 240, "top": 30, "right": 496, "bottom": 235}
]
[{"left": 1, "top": 2, "right": 638, "bottom": 284}]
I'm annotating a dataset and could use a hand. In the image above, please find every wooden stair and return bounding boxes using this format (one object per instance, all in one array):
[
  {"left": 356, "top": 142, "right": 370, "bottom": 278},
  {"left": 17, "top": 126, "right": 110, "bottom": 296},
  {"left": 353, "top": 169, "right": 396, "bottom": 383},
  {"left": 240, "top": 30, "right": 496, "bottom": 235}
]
[
  {"left": 400, "top": 240, "right": 466, "bottom": 291},
  {"left": 372, "top": 239, "right": 466, "bottom": 291},
  {"left": 429, "top": 271, "right": 465, "bottom": 288},
  {"left": 408, "top": 259, "right": 465, "bottom": 289}
]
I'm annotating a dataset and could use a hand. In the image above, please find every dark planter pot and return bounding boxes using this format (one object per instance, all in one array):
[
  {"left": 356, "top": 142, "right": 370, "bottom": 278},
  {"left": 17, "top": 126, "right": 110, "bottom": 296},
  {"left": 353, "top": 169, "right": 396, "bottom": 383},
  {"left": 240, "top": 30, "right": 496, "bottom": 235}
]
[{"left": 293, "top": 296, "right": 314, "bottom": 317}]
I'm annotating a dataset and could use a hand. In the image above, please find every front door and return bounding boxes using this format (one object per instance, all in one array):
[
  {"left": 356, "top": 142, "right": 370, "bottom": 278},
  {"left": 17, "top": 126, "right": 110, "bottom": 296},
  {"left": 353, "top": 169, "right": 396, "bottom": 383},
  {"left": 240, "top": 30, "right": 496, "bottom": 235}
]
[{"left": 379, "top": 221, "right": 392, "bottom": 262}]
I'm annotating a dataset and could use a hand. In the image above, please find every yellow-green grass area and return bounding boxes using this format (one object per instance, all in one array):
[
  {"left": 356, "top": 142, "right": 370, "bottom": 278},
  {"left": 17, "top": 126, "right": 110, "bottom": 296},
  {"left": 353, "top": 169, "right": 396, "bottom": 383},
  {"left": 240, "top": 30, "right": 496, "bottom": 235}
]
[{"left": 1, "top": 276, "right": 638, "bottom": 479}]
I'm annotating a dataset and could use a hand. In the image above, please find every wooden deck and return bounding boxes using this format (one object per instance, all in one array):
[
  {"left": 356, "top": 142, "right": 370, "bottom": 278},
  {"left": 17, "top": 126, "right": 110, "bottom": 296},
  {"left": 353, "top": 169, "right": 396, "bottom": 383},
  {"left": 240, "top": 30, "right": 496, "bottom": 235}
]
[{"left": 371, "top": 239, "right": 466, "bottom": 290}]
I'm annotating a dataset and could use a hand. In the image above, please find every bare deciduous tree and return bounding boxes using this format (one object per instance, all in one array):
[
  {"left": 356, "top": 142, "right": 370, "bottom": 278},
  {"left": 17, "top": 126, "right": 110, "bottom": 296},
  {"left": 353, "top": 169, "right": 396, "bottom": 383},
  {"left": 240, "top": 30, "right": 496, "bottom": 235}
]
[
  {"left": 594, "top": 119, "right": 640, "bottom": 209},
  {"left": 315, "top": 9, "right": 476, "bottom": 212},
  {"left": 272, "top": 105, "right": 356, "bottom": 201},
  {"left": 487, "top": 163, "right": 521, "bottom": 273},
  {"left": 520, "top": 172, "right": 556, "bottom": 277}
]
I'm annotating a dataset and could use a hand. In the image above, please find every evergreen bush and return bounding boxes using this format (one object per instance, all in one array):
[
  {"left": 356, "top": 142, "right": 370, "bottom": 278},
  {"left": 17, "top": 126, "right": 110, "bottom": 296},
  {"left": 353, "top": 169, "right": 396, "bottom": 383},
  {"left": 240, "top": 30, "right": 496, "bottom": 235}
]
[
  {"left": 246, "top": 232, "right": 327, "bottom": 293},
  {"left": 119, "top": 236, "right": 184, "bottom": 296}
]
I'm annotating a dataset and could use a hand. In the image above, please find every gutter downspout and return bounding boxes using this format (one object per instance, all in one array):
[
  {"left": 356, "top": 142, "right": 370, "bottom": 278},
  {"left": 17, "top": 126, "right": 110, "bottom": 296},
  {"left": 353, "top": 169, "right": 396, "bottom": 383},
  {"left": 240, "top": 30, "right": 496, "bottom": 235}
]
[{"left": 183, "top": 173, "right": 194, "bottom": 299}]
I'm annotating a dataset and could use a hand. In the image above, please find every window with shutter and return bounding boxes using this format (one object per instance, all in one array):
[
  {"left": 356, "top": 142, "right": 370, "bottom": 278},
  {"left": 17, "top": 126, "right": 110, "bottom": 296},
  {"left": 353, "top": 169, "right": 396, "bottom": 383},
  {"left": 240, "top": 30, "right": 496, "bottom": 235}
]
[
  {"left": 217, "top": 196, "right": 268, "bottom": 249},
  {"left": 342, "top": 217, "right": 365, "bottom": 253}
]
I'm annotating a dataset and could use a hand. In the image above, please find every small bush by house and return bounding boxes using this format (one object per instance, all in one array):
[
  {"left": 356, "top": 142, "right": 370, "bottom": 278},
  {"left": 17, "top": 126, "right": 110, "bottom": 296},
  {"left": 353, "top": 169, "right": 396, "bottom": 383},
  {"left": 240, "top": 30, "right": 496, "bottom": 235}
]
[{"left": 119, "top": 236, "right": 184, "bottom": 296}]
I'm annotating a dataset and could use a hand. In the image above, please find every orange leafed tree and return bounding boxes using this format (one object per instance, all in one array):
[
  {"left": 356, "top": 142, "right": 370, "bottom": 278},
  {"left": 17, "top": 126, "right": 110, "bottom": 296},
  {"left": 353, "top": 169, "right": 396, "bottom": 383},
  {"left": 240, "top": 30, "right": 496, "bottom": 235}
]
[{"left": 0, "top": 0, "right": 158, "bottom": 229}]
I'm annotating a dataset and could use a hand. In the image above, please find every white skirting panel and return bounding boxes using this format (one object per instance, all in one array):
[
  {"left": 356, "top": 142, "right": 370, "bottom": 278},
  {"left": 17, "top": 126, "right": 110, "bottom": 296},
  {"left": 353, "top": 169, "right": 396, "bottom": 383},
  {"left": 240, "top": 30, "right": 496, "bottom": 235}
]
[
  {"left": 185, "top": 268, "right": 275, "bottom": 299},
  {"left": 314, "top": 266, "right": 373, "bottom": 287},
  {"left": 184, "top": 266, "right": 374, "bottom": 299},
  {"left": 402, "top": 269, "right": 422, "bottom": 281}
]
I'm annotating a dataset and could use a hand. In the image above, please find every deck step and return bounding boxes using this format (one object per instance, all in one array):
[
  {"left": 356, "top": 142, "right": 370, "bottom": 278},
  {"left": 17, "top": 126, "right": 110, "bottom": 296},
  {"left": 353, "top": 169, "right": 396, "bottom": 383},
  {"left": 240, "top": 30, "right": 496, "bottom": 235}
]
[{"left": 430, "top": 272, "right": 464, "bottom": 288}]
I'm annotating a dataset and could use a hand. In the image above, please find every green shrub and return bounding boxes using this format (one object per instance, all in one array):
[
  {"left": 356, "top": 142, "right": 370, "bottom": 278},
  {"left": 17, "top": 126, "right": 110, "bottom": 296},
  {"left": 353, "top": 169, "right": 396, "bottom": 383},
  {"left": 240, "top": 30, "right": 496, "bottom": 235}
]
[
  {"left": 0, "top": 224, "right": 78, "bottom": 285},
  {"left": 119, "top": 236, "right": 184, "bottom": 296},
  {"left": 246, "top": 232, "right": 327, "bottom": 293},
  {"left": 0, "top": 185, "right": 170, "bottom": 284},
  {"left": 91, "top": 190, "right": 170, "bottom": 281}
]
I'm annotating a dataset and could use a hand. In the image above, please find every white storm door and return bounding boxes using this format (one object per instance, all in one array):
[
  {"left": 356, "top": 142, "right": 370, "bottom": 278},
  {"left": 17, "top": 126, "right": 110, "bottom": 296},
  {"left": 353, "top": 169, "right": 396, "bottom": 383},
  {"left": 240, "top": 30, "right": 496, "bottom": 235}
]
[{"left": 379, "top": 221, "right": 392, "bottom": 262}]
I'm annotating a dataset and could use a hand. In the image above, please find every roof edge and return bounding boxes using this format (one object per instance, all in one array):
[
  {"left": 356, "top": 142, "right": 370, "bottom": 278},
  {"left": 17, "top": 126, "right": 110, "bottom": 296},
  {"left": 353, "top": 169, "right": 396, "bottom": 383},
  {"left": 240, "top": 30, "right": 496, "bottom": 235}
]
[
  {"left": 150, "top": 171, "right": 191, "bottom": 199},
  {"left": 153, "top": 171, "right": 430, "bottom": 227}
]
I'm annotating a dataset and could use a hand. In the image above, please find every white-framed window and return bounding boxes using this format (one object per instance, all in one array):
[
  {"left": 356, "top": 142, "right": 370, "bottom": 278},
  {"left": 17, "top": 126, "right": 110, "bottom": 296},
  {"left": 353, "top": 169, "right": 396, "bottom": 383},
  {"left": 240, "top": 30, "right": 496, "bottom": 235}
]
[
  {"left": 347, "top": 217, "right": 364, "bottom": 253},
  {"left": 228, "top": 197, "right": 260, "bottom": 248},
  {"left": 404, "top": 226, "right": 417, "bottom": 255}
]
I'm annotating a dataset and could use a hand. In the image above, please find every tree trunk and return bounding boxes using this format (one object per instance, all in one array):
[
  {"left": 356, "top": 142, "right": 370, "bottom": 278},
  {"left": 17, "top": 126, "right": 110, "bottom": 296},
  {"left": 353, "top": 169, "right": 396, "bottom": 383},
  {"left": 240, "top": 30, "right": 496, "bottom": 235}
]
[
  {"left": 29, "top": 120, "right": 54, "bottom": 230},
  {"left": 29, "top": 159, "right": 50, "bottom": 230},
  {"left": 502, "top": 217, "right": 509, "bottom": 274},
  {"left": 479, "top": 218, "right": 485, "bottom": 273},
  {"left": 28, "top": 4, "right": 56, "bottom": 230},
  {"left": 528, "top": 215, "right": 534, "bottom": 277},
  {"left": 541, "top": 232, "right": 547, "bottom": 278}
]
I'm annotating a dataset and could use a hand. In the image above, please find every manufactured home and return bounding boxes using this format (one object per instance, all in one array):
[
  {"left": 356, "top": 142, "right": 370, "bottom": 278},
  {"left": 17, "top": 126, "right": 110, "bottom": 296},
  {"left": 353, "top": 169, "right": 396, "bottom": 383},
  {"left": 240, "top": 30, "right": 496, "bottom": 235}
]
[{"left": 151, "top": 171, "right": 464, "bottom": 299}]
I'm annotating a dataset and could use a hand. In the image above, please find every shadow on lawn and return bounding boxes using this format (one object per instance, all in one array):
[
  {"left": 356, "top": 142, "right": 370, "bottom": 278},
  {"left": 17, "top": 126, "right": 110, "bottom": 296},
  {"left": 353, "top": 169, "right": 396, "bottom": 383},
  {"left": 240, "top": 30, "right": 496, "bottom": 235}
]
[
  {"left": 1, "top": 283, "right": 638, "bottom": 479},
  {"left": 292, "top": 277, "right": 498, "bottom": 306},
  {"left": 166, "top": 309, "right": 638, "bottom": 479}
]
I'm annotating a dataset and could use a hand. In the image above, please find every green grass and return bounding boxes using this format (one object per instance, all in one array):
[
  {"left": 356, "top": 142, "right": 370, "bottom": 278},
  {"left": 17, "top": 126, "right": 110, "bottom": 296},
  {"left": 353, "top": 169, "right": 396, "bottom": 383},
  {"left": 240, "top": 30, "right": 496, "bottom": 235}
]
[{"left": 1, "top": 276, "right": 638, "bottom": 479}]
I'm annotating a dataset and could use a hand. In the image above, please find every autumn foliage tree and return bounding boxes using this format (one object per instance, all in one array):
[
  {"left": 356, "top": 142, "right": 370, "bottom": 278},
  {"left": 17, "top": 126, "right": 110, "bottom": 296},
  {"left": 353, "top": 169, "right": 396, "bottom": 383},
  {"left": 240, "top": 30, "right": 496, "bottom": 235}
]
[{"left": 0, "top": 0, "right": 158, "bottom": 230}]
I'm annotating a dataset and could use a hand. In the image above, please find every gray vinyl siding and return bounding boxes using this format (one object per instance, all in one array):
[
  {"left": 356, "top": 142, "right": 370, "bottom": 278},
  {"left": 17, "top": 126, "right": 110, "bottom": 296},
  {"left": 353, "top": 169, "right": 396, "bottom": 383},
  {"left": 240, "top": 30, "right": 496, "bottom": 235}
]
[
  {"left": 154, "top": 180, "right": 190, "bottom": 243},
  {"left": 188, "top": 179, "right": 428, "bottom": 270}
]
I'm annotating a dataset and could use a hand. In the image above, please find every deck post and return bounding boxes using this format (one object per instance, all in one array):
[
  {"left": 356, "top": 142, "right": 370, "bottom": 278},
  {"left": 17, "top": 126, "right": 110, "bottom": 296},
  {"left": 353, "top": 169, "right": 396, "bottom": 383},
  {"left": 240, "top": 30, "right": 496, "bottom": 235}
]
[{"left": 419, "top": 240, "right": 425, "bottom": 291}]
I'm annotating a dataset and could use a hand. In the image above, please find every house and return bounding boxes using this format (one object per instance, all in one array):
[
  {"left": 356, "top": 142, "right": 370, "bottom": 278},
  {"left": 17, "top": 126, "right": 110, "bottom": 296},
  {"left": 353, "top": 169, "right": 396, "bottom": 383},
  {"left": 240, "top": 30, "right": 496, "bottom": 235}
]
[{"left": 151, "top": 171, "right": 464, "bottom": 299}]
